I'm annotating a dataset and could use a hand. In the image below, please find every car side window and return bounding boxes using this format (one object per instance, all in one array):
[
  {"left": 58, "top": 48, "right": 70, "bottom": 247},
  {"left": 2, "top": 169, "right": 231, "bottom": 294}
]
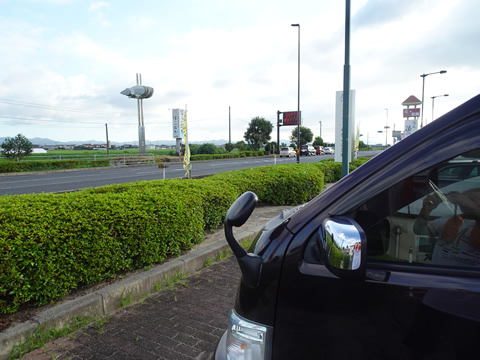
[{"left": 352, "top": 149, "right": 480, "bottom": 270}]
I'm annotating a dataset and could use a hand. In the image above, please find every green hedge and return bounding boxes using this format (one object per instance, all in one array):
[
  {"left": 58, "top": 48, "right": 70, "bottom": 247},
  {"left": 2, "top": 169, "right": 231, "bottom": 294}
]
[
  {"left": 0, "top": 159, "right": 368, "bottom": 313},
  {"left": 208, "top": 163, "right": 325, "bottom": 205},
  {"left": 190, "top": 151, "right": 264, "bottom": 161},
  {"left": 0, "top": 159, "right": 111, "bottom": 173},
  {"left": 0, "top": 151, "right": 267, "bottom": 173}
]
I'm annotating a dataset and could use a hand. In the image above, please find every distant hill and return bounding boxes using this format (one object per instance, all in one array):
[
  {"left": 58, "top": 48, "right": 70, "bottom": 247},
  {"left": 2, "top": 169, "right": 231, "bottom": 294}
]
[
  {"left": 0, "top": 137, "right": 233, "bottom": 147},
  {"left": 0, "top": 137, "right": 292, "bottom": 147}
]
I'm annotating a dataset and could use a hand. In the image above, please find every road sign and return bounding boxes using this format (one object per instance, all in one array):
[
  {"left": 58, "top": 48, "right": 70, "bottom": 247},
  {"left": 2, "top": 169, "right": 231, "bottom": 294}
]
[{"left": 403, "top": 108, "right": 420, "bottom": 118}]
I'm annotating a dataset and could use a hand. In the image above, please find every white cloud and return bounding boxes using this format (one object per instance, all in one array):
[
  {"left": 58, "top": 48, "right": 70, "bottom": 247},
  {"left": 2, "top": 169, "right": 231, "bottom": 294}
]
[
  {"left": 0, "top": 0, "right": 479, "bottom": 144},
  {"left": 88, "top": 1, "right": 111, "bottom": 28},
  {"left": 127, "top": 15, "right": 153, "bottom": 30},
  {"left": 88, "top": 1, "right": 110, "bottom": 12}
]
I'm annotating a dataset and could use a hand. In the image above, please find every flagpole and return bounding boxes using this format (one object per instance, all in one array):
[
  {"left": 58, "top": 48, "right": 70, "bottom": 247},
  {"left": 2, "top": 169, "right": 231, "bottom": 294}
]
[{"left": 182, "top": 104, "right": 192, "bottom": 179}]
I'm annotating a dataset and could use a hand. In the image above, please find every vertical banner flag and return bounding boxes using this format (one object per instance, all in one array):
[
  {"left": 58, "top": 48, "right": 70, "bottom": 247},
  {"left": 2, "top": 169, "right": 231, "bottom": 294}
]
[{"left": 181, "top": 108, "right": 191, "bottom": 176}]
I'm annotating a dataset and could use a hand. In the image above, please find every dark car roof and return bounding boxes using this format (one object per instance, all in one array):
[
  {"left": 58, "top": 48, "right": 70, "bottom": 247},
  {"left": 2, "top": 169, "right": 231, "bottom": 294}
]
[{"left": 286, "top": 94, "right": 480, "bottom": 234}]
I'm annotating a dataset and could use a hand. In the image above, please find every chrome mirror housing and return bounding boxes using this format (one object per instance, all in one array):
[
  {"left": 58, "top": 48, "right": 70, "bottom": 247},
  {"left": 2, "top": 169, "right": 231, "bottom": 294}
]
[{"left": 318, "top": 217, "right": 366, "bottom": 280}]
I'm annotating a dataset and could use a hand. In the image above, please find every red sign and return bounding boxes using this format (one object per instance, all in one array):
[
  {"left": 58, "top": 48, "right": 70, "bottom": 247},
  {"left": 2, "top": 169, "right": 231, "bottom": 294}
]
[
  {"left": 403, "top": 108, "right": 420, "bottom": 118},
  {"left": 282, "top": 111, "right": 300, "bottom": 126}
]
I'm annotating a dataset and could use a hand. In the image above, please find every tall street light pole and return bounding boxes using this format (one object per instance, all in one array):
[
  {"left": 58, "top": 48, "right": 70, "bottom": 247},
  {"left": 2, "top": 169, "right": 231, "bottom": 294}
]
[
  {"left": 319, "top": 121, "right": 322, "bottom": 139},
  {"left": 384, "top": 108, "right": 389, "bottom": 147},
  {"left": 291, "top": 23, "right": 300, "bottom": 163},
  {"left": 420, "top": 70, "right": 447, "bottom": 128},
  {"left": 431, "top": 94, "right": 449, "bottom": 122},
  {"left": 341, "top": 0, "right": 351, "bottom": 177}
]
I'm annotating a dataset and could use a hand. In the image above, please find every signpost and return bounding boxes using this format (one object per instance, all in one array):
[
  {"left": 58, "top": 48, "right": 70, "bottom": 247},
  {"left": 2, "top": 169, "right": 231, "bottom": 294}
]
[
  {"left": 335, "top": 90, "right": 355, "bottom": 165},
  {"left": 403, "top": 108, "right": 420, "bottom": 118},
  {"left": 172, "top": 109, "right": 184, "bottom": 156},
  {"left": 276, "top": 111, "right": 301, "bottom": 154}
]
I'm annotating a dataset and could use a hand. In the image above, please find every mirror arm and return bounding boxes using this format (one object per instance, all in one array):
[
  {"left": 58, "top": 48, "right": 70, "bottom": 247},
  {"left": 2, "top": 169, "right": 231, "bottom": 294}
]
[
  {"left": 224, "top": 191, "right": 263, "bottom": 287},
  {"left": 224, "top": 225, "right": 247, "bottom": 259}
]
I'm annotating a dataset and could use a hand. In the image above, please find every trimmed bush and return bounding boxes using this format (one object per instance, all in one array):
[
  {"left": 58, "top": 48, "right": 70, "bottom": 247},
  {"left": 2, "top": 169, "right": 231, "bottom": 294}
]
[
  {"left": 0, "top": 158, "right": 369, "bottom": 313},
  {"left": 208, "top": 163, "right": 325, "bottom": 205},
  {"left": 0, "top": 160, "right": 110, "bottom": 173},
  {"left": 189, "top": 151, "right": 265, "bottom": 161}
]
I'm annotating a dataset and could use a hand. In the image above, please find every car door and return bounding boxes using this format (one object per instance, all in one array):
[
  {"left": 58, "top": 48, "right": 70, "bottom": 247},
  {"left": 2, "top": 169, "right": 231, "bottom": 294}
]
[{"left": 273, "top": 149, "right": 480, "bottom": 360}]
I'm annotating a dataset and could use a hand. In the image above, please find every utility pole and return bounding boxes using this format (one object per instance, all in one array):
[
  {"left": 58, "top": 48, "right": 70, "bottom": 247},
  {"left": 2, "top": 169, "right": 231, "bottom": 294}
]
[
  {"left": 105, "top": 123, "right": 110, "bottom": 157},
  {"left": 384, "top": 108, "right": 389, "bottom": 147}
]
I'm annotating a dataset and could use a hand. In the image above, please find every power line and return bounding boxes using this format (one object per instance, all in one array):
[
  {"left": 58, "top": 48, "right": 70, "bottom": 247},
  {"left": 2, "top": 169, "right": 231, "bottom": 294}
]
[
  {"left": 0, "top": 98, "right": 137, "bottom": 117},
  {"left": 0, "top": 114, "right": 230, "bottom": 127},
  {"left": 0, "top": 115, "right": 133, "bottom": 125},
  {"left": 0, "top": 98, "right": 235, "bottom": 124}
]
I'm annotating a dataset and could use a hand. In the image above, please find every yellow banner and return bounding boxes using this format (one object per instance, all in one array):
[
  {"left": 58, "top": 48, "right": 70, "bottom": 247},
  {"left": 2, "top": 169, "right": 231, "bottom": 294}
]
[{"left": 182, "top": 109, "right": 191, "bottom": 176}]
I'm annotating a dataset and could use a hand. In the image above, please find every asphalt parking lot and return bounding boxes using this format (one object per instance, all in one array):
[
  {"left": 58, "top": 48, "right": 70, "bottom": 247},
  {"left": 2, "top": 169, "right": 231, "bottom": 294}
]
[{"left": 23, "top": 257, "right": 241, "bottom": 360}]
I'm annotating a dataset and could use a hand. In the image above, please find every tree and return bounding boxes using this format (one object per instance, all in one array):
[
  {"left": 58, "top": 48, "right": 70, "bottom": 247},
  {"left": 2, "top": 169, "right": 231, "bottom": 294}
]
[
  {"left": 197, "top": 143, "right": 217, "bottom": 155},
  {"left": 234, "top": 141, "right": 248, "bottom": 151},
  {"left": 224, "top": 142, "right": 235, "bottom": 152},
  {"left": 290, "top": 126, "right": 313, "bottom": 146},
  {"left": 1, "top": 134, "right": 33, "bottom": 162},
  {"left": 313, "top": 136, "right": 325, "bottom": 147},
  {"left": 358, "top": 140, "right": 370, "bottom": 150},
  {"left": 265, "top": 141, "right": 277, "bottom": 153},
  {"left": 244, "top": 117, "right": 273, "bottom": 151}
]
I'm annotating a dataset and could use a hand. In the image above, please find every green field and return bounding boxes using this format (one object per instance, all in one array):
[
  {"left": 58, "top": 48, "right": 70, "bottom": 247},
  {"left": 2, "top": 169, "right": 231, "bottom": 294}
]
[{"left": 27, "top": 148, "right": 174, "bottom": 157}]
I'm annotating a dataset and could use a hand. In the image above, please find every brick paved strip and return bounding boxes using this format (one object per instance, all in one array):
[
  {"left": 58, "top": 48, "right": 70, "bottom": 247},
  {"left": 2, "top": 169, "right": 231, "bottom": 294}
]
[{"left": 22, "top": 257, "right": 241, "bottom": 360}]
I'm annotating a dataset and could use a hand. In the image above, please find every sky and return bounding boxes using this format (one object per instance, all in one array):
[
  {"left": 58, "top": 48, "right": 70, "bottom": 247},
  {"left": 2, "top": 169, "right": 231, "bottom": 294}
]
[{"left": 1, "top": 0, "right": 479, "bottom": 146}]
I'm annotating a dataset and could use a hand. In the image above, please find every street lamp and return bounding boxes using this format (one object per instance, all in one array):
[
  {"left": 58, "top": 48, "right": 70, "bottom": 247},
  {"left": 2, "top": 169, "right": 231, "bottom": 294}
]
[
  {"left": 120, "top": 73, "right": 154, "bottom": 155},
  {"left": 319, "top": 121, "right": 322, "bottom": 139},
  {"left": 420, "top": 70, "right": 447, "bottom": 128},
  {"left": 384, "top": 108, "right": 389, "bottom": 147},
  {"left": 431, "top": 94, "right": 449, "bottom": 122},
  {"left": 291, "top": 23, "right": 300, "bottom": 163}
]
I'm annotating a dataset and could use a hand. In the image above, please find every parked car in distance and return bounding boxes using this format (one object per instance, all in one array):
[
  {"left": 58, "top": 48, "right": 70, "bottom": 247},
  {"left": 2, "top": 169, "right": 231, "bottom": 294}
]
[
  {"left": 324, "top": 146, "right": 334, "bottom": 154},
  {"left": 314, "top": 145, "right": 324, "bottom": 155},
  {"left": 300, "top": 145, "right": 315, "bottom": 156},
  {"left": 279, "top": 147, "right": 295, "bottom": 157},
  {"left": 215, "top": 94, "right": 480, "bottom": 360}
]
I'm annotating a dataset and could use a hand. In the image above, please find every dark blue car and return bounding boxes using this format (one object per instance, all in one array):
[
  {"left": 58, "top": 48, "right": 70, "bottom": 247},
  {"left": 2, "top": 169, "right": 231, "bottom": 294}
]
[{"left": 216, "top": 94, "right": 480, "bottom": 359}]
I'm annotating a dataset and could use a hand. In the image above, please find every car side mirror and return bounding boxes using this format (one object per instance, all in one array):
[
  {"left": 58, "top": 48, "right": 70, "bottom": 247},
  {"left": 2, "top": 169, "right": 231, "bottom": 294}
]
[
  {"left": 317, "top": 217, "right": 366, "bottom": 280},
  {"left": 224, "top": 192, "right": 263, "bottom": 288}
]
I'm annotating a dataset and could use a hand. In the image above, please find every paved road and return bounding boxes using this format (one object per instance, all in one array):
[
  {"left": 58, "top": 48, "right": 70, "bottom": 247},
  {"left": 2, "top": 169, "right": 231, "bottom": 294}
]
[
  {"left": 0, "top": 151, "right": 381, "bottom": 195},
  {"left": 24, "top": 257, "right": 241, "bottom": 360},
  {"left": 0, "top": 155, "right": 331, "bottom": 195}
]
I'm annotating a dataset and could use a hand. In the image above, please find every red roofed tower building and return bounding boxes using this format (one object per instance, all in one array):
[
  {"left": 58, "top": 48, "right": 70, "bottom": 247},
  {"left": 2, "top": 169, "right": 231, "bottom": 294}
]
[{"left": 402, "top": 95, "right": 421, "bottom": 138}]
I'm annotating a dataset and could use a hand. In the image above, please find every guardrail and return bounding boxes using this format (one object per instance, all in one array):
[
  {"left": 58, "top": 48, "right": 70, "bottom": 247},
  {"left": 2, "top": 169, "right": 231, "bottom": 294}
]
[{"left": 23, "top": 154, "right": 155, "bottom": 166}]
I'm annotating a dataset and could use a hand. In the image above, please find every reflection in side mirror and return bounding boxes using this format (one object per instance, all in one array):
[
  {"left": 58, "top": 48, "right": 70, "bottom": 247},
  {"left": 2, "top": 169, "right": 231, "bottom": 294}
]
[{"left": 318, "top": 217, "right": 366, "bottom": 280}]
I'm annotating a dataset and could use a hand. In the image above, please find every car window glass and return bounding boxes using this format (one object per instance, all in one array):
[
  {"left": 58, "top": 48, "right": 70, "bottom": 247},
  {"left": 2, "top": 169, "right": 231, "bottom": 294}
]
[{"left": 352, "top": 149, "right": 480, "bottom": 270}]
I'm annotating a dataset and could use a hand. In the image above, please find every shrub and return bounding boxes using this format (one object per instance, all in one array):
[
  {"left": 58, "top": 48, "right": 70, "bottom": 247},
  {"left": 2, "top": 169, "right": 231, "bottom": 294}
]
[
  {"left": 208, "top": 163, "right": 325, "bottom": 205},
  {"left": 0, "top": 158, "right": 369, "bottom": 313},
  {"left": 0, "top": 160, "right": 110, "bottom": 173}
]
